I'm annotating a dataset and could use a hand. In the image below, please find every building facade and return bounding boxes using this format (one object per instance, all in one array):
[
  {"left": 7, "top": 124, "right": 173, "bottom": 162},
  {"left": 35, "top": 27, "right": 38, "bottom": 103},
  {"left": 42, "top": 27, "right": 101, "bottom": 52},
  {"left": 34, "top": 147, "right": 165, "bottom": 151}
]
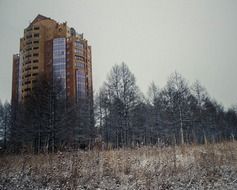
[{"left": 12, "top": 14, "right": 93, "bottom": 105}]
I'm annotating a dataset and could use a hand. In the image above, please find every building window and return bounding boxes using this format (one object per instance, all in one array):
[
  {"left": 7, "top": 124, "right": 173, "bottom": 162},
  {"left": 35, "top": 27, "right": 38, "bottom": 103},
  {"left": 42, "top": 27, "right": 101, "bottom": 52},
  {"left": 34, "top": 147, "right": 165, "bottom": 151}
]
[
  {"left": 25, "top": 54, "right": 32, "bottom": 58},
  {"left": 75, "top": 41, "right": 84, "bottom": 56},
  {"left": 75, "top": 41, "right": 83, "bottom": 49},
  {"left": 53, "top": 38, "right": 66, "bottom": 92},
  {"left": 26, "top": 35, "right": 32, "bottom": 39},
  {"left": 75, "top": 55, "right": 84, "bottom": 61},
  {"left": 76, "top": 70, "right": 86, "bottom": 99},
  {"left": 76, "top": 62, "right": 84, "bottom": 69},
  {"left": 25, "top": 67, "right": 31, "bottom": 71},
  {"left": 26, "top": 41, "right": 32, "bottom": 45}
]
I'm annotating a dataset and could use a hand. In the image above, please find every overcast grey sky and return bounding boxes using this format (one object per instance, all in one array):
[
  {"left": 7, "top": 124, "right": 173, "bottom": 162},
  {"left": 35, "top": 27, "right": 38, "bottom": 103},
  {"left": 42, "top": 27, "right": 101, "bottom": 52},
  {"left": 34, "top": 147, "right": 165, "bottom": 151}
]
[{"left": 0, "top": 0, "right": 237, "bottom": 108}]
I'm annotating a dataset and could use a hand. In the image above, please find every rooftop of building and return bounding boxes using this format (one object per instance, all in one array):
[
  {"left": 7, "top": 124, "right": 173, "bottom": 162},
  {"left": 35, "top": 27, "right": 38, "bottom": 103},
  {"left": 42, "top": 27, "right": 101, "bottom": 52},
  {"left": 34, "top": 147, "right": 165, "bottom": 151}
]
[
  {"left": 27, "top": 14, "right": 84, "bottom": 39},
  {"left": 29, "top": 14, "right": 55, "bottom": 27}
]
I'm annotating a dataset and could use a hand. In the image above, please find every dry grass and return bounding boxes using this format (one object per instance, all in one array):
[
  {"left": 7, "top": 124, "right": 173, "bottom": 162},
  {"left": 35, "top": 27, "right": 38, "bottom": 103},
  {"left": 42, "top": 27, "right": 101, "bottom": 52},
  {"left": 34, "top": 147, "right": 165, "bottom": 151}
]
[{"left": 0, "top": 141, "right": 237, "bottom": 189}]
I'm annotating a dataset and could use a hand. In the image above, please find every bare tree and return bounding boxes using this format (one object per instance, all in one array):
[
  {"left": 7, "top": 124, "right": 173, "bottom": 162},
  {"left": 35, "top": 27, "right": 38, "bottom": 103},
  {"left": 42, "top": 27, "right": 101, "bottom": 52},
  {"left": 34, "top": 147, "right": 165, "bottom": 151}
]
[
  {"left": 97, "top": 63, "right": 141, "bottom": 147},
  {"left": 164, "top": 72, "right": 192, "bottom": 144},
  {"left": 0, "top": 101, "right": 11, "bottom": 150},
  {"left": 0, "top": 100, "right": 3, "bottom": 147},
  {"left": 9, "top": 74, "right": 69, "bottom": 152}
]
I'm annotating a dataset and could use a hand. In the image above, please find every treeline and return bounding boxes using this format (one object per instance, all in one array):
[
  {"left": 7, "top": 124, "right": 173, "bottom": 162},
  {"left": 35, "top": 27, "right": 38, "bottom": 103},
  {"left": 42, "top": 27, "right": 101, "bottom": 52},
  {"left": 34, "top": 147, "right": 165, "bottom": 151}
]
[
  {"left": 1, "top": 74, "right": 94, "bottom": 153},
  {"left": 0, "top": 63, "right": 237, "bottom": 152},
  {"left": 95, "top": 63, "right": 237, "bottom": 147}
]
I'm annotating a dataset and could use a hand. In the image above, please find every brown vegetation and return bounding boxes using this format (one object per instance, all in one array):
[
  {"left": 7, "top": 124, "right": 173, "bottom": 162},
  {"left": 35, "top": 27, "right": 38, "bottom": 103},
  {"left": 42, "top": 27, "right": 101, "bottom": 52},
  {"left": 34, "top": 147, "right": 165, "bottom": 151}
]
[{"left": 1, "top": 141, "right": 237, "bottom": 189}]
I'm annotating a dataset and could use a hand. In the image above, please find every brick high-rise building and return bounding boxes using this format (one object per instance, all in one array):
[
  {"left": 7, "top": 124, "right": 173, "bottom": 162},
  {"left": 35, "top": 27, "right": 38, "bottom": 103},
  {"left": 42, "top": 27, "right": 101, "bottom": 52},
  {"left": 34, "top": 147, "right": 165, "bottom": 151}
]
[{"left": 12, "top": 14, "right": 93, "bottom": 105}]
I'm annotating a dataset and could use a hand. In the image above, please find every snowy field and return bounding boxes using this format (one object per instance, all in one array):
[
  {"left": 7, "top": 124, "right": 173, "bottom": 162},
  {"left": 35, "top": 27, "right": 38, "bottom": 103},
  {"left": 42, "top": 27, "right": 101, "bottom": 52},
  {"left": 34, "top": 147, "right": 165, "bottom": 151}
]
[{"left": 0, "top": 142, "right": 237, "bottom": 190}]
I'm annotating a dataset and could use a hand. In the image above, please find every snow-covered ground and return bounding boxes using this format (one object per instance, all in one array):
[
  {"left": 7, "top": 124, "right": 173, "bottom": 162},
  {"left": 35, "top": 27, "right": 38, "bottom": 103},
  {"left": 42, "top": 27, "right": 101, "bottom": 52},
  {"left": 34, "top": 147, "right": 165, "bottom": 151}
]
[{"left": 0, "top": 142, "right": 237, "bottom": 189}]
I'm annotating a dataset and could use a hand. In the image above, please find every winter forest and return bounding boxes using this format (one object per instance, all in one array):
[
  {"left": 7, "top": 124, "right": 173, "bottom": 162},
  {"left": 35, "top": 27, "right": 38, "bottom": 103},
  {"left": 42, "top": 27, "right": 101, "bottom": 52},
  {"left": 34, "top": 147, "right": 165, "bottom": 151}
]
[
  {"left": 1, "top": 63, "right": 237, "bottom": 189},
  {"left": 0, "top": 63, "right": 237, "bottom": 152}
]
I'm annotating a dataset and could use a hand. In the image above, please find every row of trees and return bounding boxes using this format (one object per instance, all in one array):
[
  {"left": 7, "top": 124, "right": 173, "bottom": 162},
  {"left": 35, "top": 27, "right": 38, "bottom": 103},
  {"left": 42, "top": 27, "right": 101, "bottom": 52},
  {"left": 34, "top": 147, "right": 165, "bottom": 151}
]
[
  {"left": 1, "top": 74, "right": 94, "bottom": 153},
  {"left": 95, "top": 63, "right": 237, "bottom": 147},
  {"left": 0, "top": 63, "right": 237, "bottom": 152}
]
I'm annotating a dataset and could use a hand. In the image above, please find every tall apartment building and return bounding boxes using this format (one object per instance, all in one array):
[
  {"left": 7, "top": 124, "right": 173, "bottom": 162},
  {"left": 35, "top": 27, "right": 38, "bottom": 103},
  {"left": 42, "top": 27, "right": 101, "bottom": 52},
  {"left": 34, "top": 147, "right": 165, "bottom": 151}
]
[{"left": 12, "top": 14, "right": 93, "bottom": 105}]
